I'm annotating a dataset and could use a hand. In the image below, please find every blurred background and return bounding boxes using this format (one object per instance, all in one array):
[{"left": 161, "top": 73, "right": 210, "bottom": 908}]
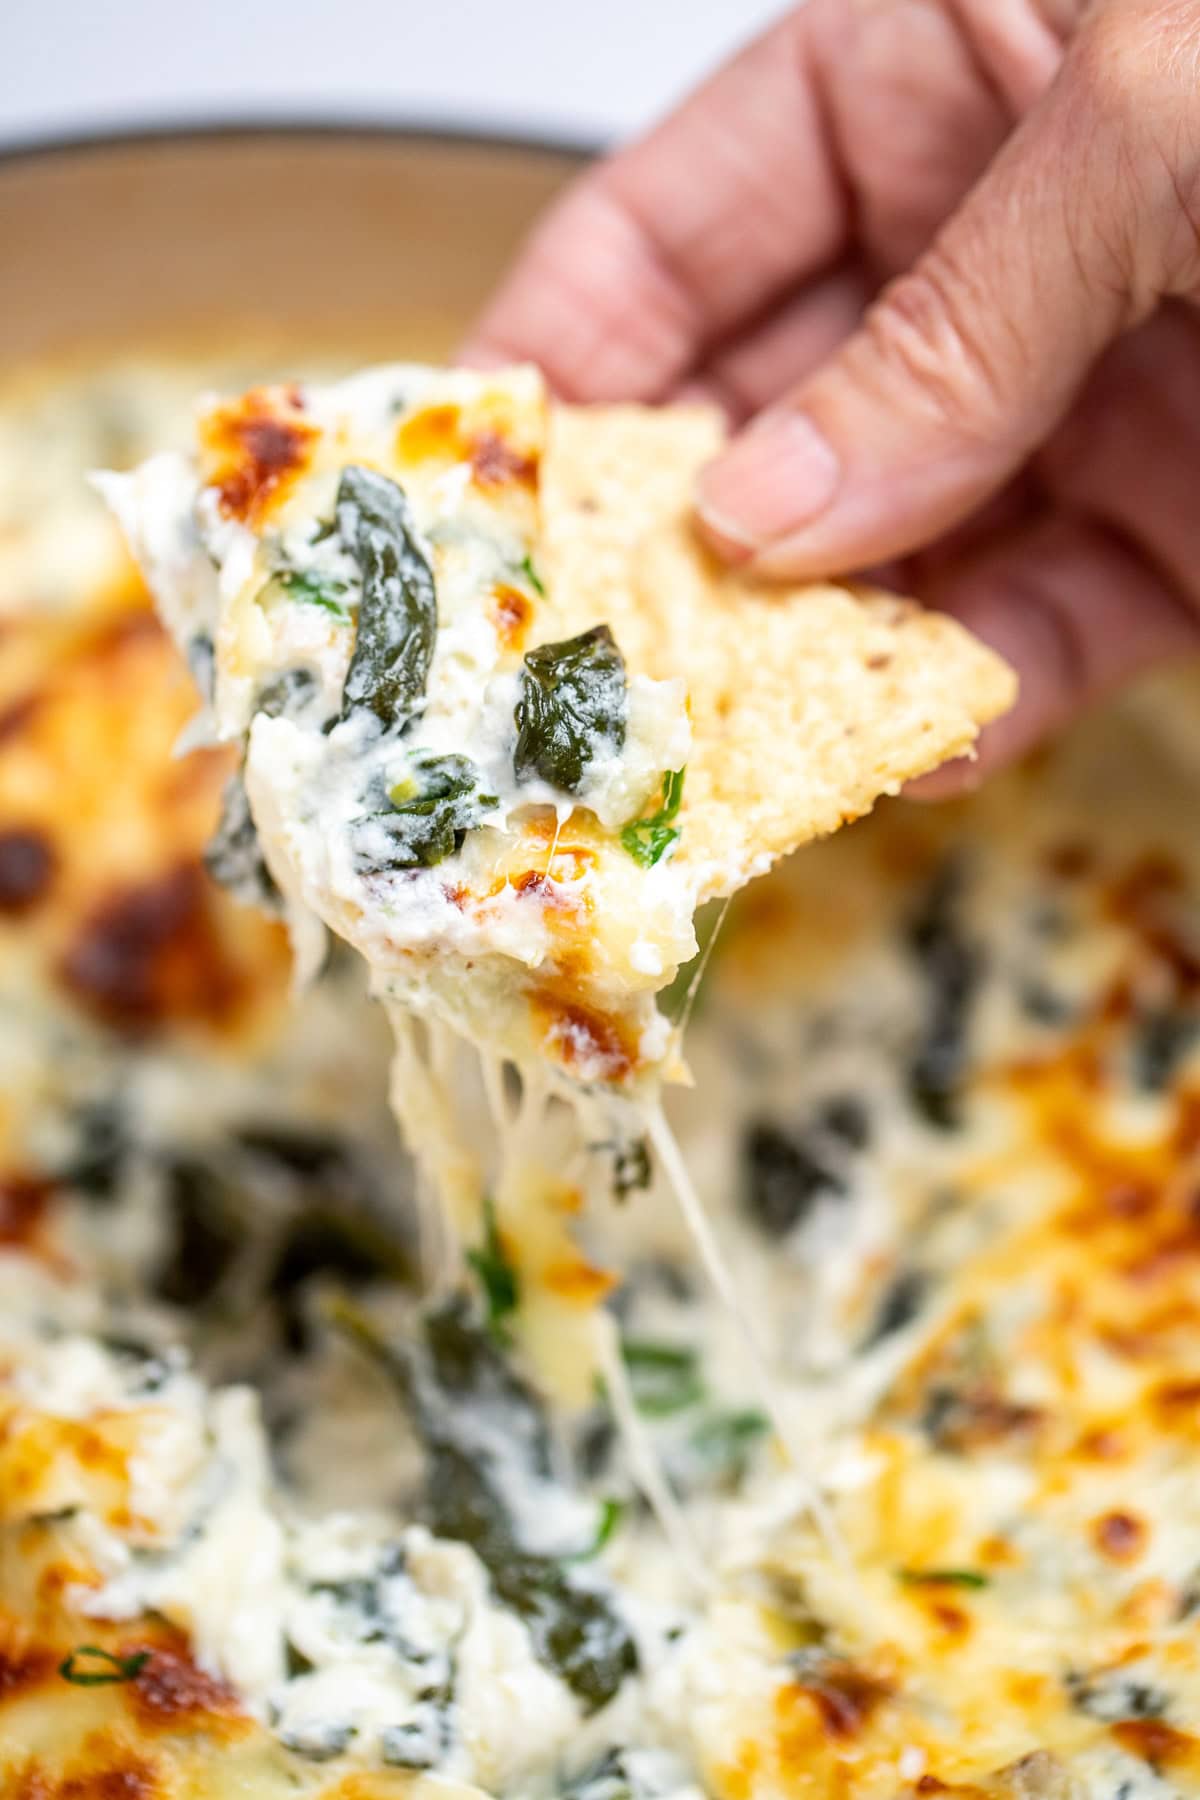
[{"left": 1, "top": 0, "right": 781, "bottom": 150}]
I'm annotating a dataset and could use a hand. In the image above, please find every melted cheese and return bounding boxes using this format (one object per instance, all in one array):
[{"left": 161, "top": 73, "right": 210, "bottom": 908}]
[
  {"left": 4, "top": 351, "right": 1200, "bottom": 1800},
  {"left": 105, "top": 365, "right": 697, "bottom": 1089}
]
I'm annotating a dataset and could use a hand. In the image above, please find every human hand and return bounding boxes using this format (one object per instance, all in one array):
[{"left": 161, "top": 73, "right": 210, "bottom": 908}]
[{"left": 463, "top": 0, "right": 1200, "bottom": 791}]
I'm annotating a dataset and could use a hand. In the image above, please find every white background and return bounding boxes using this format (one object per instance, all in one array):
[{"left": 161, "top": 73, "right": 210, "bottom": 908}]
[{"left": 1, "top": 2, "right": 784, "bottom": 151}]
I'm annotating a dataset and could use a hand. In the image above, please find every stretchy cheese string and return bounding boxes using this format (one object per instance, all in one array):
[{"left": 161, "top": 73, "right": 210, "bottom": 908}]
[
  {"left": 389, "top": 969, "right": 840, "bottom": 1553},
  {"left": 675, "top": 896, "right": 732, "bottom": 1042},
  {"left": 480, "top": 1053, "right": 515, "bottom": 1156},
  {"left": 387, "top": 1010, "right": 465, "bottom": 1291},
  {"left": 595, "top": 1315, "right": 712, "bottom": 1593},
  {"left": 645, "top": 1104, "right": 840, "bottom": 1550}
]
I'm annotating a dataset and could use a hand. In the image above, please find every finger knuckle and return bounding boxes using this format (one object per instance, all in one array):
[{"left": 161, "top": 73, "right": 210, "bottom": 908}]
[
  {"left": 1072, "top": 3, "right": 1194, "bottom": 138},
  {"left": 861, "top": 246, "right": 1017, "bottom": 441},
  {"left": 1064, "top": 4, "right": 1200, "bottom": 290}
]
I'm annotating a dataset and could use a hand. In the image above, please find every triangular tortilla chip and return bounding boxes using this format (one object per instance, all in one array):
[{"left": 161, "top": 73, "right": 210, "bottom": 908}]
[{"left": 539, "top": 404, "right": 1016, "bottom": 895}]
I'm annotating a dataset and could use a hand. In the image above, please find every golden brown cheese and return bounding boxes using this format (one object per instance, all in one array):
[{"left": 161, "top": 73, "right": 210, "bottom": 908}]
[
  {"left": 199, "top": 384, "right": 319, "bottom": 526},
  {"left": 7, "top": 352, "right": 1200, "bottom": 1800},
  {"left": 0, "top": 581, "right": 291, "bottom": 1060}
]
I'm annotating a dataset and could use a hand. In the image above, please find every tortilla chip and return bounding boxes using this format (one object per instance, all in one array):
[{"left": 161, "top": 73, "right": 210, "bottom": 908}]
[{"left": 539, "top": 405, "right": 1016, "bottom": 896}]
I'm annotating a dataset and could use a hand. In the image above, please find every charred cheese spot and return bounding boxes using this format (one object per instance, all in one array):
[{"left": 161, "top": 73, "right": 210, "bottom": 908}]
[
  {"left": 0, "top": 1639, "right": 57, "bottom": 1703},
  {"left": 776, "top": 1660, "right": 891, "bottom": 1745},
  {"left": 468, "top": 430, "right": 538, "bottom": 491},
  {"left": 59, "top": 865, "right": 248, "bottom": 1034},
  {"left": 530, "top": 992, "right": 635, "bottom": 1085},
  {"left": 1092, "top": 1510, "right": 1147, "bottom": 1562},
  {"left": 1153, "top": 1378, "right": 1200, "bottom": 1426},
  {"left": 125, "top": 1642, "right": 246, "bottom": 1737},
  {"left": 0, "top": 593, "right": 291, "bottom": 1060},
  {"left": 505, "top": 871, "right": 586, "bottom": 927},
  {"left": 1042, "top": 838, "right": 1098, "bottom": 881},
  {"left": 1111, "top": 1718, "right": 1198, "bottom": 1769},
  {"left": 487, "top": 583, "right": 533, "bottom": 650},
  {"left": 512, "top": 871, "right": 548, "bottom": 898},
  {"left": 9, "top": 1747, "right": 162, "bottom": 1800},
  {"left": 1106, "top": 853, "right": 1200, "bottom": 991},
  {"left": 1074, "top": 1425, "right": 1131, "bottom": 1462},
  {"left": 199, "top": 385, "right": 317, "bottom": 524},
  {"left": 0, "top": 696, "right": 45, "bottom": 747},
  {"left": 0, "top": 1175, "right": 52, "bottom": 1251},
  {"left": 927, "top": 1600, "right": 971, "bottom": 1638}
]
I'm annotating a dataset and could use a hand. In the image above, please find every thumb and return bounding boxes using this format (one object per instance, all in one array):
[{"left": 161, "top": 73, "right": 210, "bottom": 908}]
[{"left": 695, "top": 10, "right": 1183, "bottom": 578}]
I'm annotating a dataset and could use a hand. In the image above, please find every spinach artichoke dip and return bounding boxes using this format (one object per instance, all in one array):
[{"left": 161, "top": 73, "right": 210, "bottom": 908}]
[{"left": 1, "top": 355, "right": 1199, "bottom": 1800}]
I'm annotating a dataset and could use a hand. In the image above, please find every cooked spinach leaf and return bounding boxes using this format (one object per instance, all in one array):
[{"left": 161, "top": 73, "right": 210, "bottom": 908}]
[
  {"left": 1132, "top": 1003, "right": 1199, "bottom": 1092},
  {"left": 513, "top": 625, "right": 626, "bottom": 794},
  {"left": 278, "top": 1720, "right": 357, "bottom": 1762},
  {"left": 591, "top": 1135, "right": 652, "bottom": 1201},
  {"left": 284, "top": 1639, "right": 316, "bottom": 1679},
  {"left": 465, "top": 1196, "right": 520, "bottom": 1342},
  {"left": 741, "top": 1118, "right": 846, "bottom": 1238},
  {"left": 205, "top": 771, "right": 279, "bottom": 910},
  {"left": 621, "top": 1339, "right": 705, "bottom": 1417},
  {"left": 862, "top": 1269, "right": 927, "bottom": 1348},
  {"left": 559, "top": 1748, "right": 672, "bottom": 1800},
  {"left": 689, "top": 1408, "right": 769, "bottom": 1480},
  {"left": 905, "top": 860, "right": 983, "bottom": 1129},
  {"left": 613, "top": 1136, "right": 652, "bottom": 1199},
  {"left": 621, "top": 768, "right": 685, "bottom": 868},
  {"left": 59, "top": 1645, "right": 150, "bottom": 1686},
  {"left": 1065, "top": 1668, "right": 1169, "bottom": 1722},
  {"left": 270, "top": 1206, "right": 412, "bottom": 1352},
  {"left": 559, "top": 1747, "right": 697, "bottom": 1800},
  {"left": 352, "top": 752, "right": 497, "bottom": 875},
  {"left": 55, "top": 1100, "right": 126, "bottom": 1200},
  {"left": 380, "top": 1687, "right": 454, "bottom": 1770},
  {"left": 186, "top": 632, "right": 215, "bottom": 701},
  {"left": 334, "top": 1298, "right": 637, "bottom": 1712},
  {"left": 152, "top": 1156, "right": 247, "bottom": 1308},
  {"left": 237, "top": 1124, "right": 365, "bottom": 1180},
  {"left": 819, "top": 1094, "right": 871, "bottom": 1150},
  {"left": 337, "top": 465, "right": 437, "bottom": 727},
  {"left": 254, "top": 665, "right": 318, "bottom": 721}
]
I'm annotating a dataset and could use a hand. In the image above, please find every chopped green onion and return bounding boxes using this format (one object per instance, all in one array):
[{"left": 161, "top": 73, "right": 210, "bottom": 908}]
[
  {"left": 621, "top": 768, "right": 685, "bottom": 868},
  {"left": 568, "top": 1497, "right": 625, "bottom": 1561},
  {"left": 897, "top": 1568, "right": 989, "bottom": 1590},
  {"left": 519, "top": 553, "right": 546, "bottom": 597},
  {"left": 277, "top": 568, "right": 352, "bottom": 620},
  {"left": 59, "top": 1645, "right": 151, "bottom": 1686},
  {"left": 466, "top": 1196, "right": 519, "bottom": 1342}
]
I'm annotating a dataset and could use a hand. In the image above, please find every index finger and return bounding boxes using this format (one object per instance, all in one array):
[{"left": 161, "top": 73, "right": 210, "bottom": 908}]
[{"left": 460, "top": 8, "right": 848, "bottom": 401}]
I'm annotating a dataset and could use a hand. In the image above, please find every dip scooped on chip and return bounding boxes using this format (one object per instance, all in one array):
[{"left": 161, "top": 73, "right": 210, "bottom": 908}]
[{"left": 103, "top": 363, "right": 1015, "bottom": 1099}]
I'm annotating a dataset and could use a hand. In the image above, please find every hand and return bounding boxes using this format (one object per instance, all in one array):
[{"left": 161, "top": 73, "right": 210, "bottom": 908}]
[{"left": 463, "top": 0, "right": 1200, "bottom": 791}]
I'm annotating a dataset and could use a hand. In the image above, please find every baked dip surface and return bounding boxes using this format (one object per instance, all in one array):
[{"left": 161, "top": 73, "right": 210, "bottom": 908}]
[{"left": 0, "top": 356, "right": 1198, "bottom": 1800}]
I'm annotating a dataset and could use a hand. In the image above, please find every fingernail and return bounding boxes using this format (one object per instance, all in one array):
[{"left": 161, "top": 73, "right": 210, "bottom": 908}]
[{"left": 695, "top": 411, "right": 841, "bottom": 554}]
